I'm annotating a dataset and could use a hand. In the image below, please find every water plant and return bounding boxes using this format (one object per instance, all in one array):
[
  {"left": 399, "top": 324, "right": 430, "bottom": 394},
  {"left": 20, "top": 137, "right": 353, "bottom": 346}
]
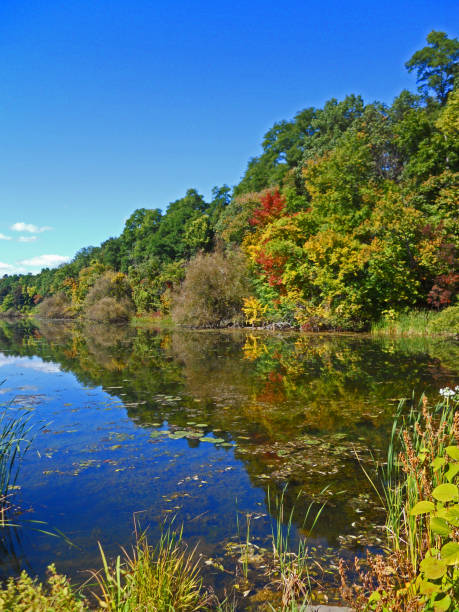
[
  {"left": 340, "top": 387, "right": 459, "bottom": 610},
  {"left": 0, "top": 400, "right": 34, "bottom": 508},
  {"left": 90, "top": 520, "right": 210, "bottom": 611}
]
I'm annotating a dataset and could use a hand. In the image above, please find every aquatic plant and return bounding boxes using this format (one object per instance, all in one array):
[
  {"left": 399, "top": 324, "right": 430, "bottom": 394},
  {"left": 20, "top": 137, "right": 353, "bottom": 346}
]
[
  {"left": 340, "top": 388, "right": 459, "bottom": 610},
  {"left": 91, "top": 520, "right": 210, "bottom": 611},
  {"left": 371, "top": 305, "right": 459, "bottom": 337},
  {"left": 0, "top": 403, "right": 34, "bottom": 505}
]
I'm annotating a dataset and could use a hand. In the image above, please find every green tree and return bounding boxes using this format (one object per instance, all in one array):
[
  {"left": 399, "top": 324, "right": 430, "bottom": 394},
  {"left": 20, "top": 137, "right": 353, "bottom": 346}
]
[{"left": 406, "top": 31, "right": 459, "bottom": 104}]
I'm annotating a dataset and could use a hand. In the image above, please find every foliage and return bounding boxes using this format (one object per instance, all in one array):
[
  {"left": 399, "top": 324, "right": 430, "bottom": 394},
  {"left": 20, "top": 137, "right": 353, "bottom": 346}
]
[
  {"left": 0, "top": 32, "right": 457, "bottom": 330},
  {"left": 242, "top": 296, "right": 268, "bottom": 326},
  {"left": 405, "top": 31, "right": 459, "bottom": 104},
  {"left": 37, "top": 292, "right": 74, "bottom": 319},
  {"left": 171, "top": 249, "right": 251, "bottom": 328},
  {"left": 0, "top": 565, "right": 85, "bottom": 611},
  {"left": 340, "top": 390, "right": 459, "bottom": 610}
]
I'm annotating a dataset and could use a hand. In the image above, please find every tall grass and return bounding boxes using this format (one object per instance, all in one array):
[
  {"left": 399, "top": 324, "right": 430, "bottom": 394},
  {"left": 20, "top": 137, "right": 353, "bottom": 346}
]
[
  {"left": 371, "top": 306, "right": 459, "bottom": 336},
  {"left": 266, "top": 487, "right": 327, "bottom": 609},
  {"left": 0, "top": 403, "right": 34, "bottom": 505},
  {"left": 91, "top": 521, "right": 210, "bottom": 611}
]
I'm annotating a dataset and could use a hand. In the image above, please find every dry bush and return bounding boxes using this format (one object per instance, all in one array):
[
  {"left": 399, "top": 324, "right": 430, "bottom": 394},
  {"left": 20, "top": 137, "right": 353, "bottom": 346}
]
[
  {"left": 83, "top": 272, "right": 135, "bottom": 323},
  {"left": 37, "top": 293, "right": 74, "bottom": 319},
  {"left": 171, "top": 249, "right": 251, "bottom": 328},
  {"left": 84, "top": 296, "right": 134, "bottom": 323}
]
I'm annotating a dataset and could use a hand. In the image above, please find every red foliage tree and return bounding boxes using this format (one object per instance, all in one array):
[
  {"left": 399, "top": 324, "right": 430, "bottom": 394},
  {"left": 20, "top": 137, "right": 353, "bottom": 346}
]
[{"left": 249, "top": 189, "right": 286, "bottom": 227}]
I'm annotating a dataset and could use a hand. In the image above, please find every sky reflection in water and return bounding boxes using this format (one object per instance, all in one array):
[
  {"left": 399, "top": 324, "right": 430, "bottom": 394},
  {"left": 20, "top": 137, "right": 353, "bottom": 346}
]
[{"left": 0, "top": 320, "right": 457, "bottom": 594}]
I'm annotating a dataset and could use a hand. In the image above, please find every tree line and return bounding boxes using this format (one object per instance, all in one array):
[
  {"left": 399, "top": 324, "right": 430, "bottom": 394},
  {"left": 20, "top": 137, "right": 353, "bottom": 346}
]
[{"left": 1, "top": 31, "right": 458, "bottom": 329}]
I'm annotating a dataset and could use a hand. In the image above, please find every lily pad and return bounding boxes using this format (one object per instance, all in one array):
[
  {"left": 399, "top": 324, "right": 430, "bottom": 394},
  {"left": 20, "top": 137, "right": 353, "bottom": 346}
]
[{"left": 200, "top": 437, "right": 225, "bottom": 444}]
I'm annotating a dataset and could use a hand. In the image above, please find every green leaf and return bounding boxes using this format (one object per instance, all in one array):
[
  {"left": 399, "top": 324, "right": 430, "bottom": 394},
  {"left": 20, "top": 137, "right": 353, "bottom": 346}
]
[
  {"left": 446, "top": 446, "right": 459, "bottom": 461},
  {"left": 419, "top": 579, "right": 441, "bottom": 595},
  {"left": 433, "top": 594, "right": 451, "bottom": 611},
  {"left": 441, "top": 542, "right": 459, "bottom": 565},
  {"left": 432, "top": 483, "right": 459, "bottom": 502},
  {"left": 410, "top": 500, "right": 435, "bottom": 515},
  {"left": 368, "top": 591, "right": 381, "bottom": 603},
  {"left": 420, "top": 556, "right": 447, "bottom": 580},
  {"left": 430, "top": 517, "right": 451, "bottom": 537},
  {"left": 431, "top": 457, "right": 447, "bottom": 471},
  {"left": 445, "top": 463, "right": 459, "bottom": 482}
]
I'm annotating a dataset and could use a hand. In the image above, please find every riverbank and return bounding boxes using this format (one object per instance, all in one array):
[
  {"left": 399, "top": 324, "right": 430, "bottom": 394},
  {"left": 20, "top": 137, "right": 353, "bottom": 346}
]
[{"left": 371, "top": 306, "right": 459, "bottom": 338}]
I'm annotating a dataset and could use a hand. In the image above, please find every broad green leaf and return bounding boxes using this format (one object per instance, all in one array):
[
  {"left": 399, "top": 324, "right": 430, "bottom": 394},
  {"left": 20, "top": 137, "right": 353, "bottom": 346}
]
[
  {"left": 445, "top": 463, "right": 459, "bottom": 482},
  {"left": 419, "top": 579, "right": 441, "bottom": 595},
  {"left": 433, "top": 593, "right": 451, "bottom": 611},
  {"left": 441, "top": 542, "right": 459, "bottom": 565},
  {"left": 420, "top": 556, "right": 447, "bottom": 580},
  {"left": 442, "top": 510, "right": 459, "bottom": 527},
  {"left": 432, "top": 483, "right": 459, "bottom": 502},
  {"left": 410, "top": 500, "right": 435, "bottom": 515},
  {"left": 431, "top": 457, "right": 447, "bottom": 471},
  {"left": 430, "top": 517, "right": 450, "bottom": 537},
  {"left": 446, "top": 446, "right": 459, "bottom": 461}
]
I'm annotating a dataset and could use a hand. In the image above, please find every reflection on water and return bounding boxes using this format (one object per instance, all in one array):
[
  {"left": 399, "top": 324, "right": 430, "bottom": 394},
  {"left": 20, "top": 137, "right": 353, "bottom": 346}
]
[{"left": 0, "top": 319, "right": 457, "bottom": 597}]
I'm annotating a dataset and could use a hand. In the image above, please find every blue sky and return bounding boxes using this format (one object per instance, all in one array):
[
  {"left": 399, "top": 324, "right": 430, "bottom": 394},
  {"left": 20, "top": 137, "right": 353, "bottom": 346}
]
[{"left": 0, "top": 0, "right": 457, "bottom": 274}]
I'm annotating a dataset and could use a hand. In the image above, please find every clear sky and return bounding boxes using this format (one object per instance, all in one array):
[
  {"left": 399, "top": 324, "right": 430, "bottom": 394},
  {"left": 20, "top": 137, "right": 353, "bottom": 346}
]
[{"left": 0, "top": 0, "right": 457, "bottom": 274}]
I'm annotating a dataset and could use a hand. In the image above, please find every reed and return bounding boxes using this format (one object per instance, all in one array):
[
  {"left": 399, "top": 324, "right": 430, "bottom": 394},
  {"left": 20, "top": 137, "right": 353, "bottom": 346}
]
[
  {"left": 91, "top": 520, "right": 210, "bottom": 611},
  {"left": 371, "top": 305, "right": 459, "bottom": 337},
  {"left": 0, "top": 403, "right": 34, "bottom": 504},
  {"left": 266, "top": 487, "right": 327, "bottom": 609}
]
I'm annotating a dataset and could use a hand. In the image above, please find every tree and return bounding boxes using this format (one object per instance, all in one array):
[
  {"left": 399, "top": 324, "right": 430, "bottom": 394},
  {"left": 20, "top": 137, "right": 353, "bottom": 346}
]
[{"left": 406, "top": 31, "right": 459, "bottom": 104}]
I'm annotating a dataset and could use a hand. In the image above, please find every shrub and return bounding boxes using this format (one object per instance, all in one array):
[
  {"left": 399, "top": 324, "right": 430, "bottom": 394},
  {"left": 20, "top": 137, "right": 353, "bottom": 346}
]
[
  {"left": 36, "top": 293, "right": 74, "bottom": 319},
  {"left": 0, "top": 564, "right": 85, "bottom": 611},
  {"left": 84, "top": 296, "right": 134, "bottom": 323},
  {"left": 83, "top": 272, "right": 135, "bottom": 323},
  {"left": 428, "top": 305, "right": 459, "bottom": 334},
  {"left": 171, "top": 249, "right": 251, "bottom": 327}
]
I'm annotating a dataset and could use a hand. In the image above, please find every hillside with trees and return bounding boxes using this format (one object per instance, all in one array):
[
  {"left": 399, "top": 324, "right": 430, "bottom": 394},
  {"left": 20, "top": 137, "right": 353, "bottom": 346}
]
[{"left": 1, "top": 31, "right": 458, "bottom": 330}]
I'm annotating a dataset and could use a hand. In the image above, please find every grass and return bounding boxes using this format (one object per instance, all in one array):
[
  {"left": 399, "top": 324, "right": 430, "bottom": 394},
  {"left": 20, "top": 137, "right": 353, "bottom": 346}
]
[
  {"left": 131, "top": 313, "right": 175, "bottom": 330},
  {"left": 90, "top": 520, "right": 210, "bottom": 611},
  {"left": 0, "top": 401, "right": 34, "bottom": 506},
  {"left": 371, "top": 305, "right": 459, "bottom": 337}
]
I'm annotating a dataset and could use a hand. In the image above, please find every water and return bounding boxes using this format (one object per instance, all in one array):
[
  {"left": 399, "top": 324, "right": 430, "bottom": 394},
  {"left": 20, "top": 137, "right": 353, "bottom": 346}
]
[{"left": 0, "top": 319, "right": 457, "bottom": 599}]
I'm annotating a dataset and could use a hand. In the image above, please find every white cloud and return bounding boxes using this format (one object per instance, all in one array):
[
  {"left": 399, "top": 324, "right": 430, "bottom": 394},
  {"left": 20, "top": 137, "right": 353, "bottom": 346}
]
[
  {"left": 0, "top": 262, "right": 15, "bottom": 274},
  {"left": 11, "top": 222, "right": 52, "bottom": 234},
  {"left": 0, "top": 233, "right": 11, "bottom": 241},
  {"left": 19, "top": 254, "right": 70, "bottom": 268},
  {"left": 0, "top": 354, "right": 61, "bottom": 374},
  {"left": 18, "top": 236, "right": 38, "bottom": 243}
]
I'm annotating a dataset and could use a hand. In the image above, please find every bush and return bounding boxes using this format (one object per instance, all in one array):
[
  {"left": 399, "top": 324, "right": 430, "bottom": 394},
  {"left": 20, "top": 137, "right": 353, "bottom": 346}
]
[
  {"left": 171, "top": 249, "right": 251, "bottom": 327},
  {"left": 0, "top": 564, "right": 85, "bottom": 611},
  {"left": 428, "top": 305, "right": 459, "bottom": 334},
  {"left": 83, "top": 272, "right": 135, "bottom": 323},
  {"left": 36, "top": 293, "right": 74, "bottom": 319},
  {"left": 84, "top": 296, "right": 134, "bottom": 323}
]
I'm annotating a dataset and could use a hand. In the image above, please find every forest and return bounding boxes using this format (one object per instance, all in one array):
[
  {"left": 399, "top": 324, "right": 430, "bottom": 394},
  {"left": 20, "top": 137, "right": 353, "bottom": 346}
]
[{"left": 1, "top": 31, "right": 458, "bottom": 331}]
